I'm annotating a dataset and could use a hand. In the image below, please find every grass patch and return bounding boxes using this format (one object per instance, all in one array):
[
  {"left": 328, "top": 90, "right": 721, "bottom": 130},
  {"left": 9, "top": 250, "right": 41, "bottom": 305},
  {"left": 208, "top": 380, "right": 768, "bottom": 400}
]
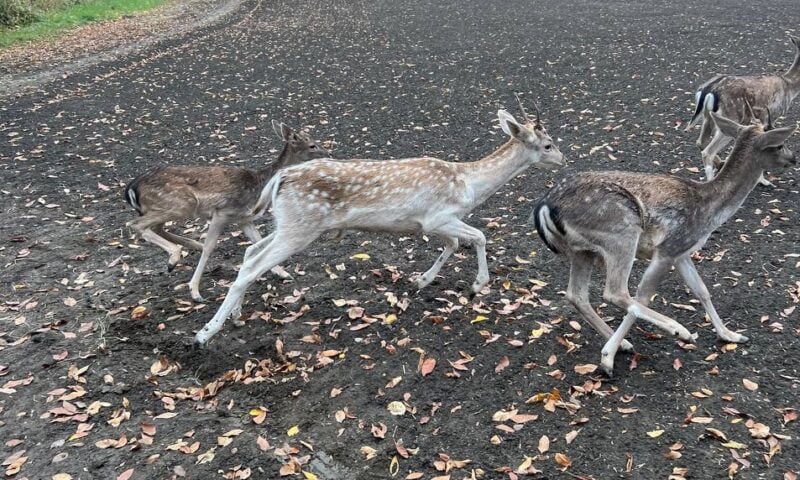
[{"left": 0, "top": 0, "right": 167, "bottom": 47}]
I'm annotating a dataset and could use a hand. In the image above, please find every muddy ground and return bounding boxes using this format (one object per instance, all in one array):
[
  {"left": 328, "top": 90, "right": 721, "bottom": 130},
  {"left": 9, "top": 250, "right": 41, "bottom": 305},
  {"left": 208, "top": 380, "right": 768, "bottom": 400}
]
[{"left": 1, "top": 0, "right": 799, "bottom": 479}]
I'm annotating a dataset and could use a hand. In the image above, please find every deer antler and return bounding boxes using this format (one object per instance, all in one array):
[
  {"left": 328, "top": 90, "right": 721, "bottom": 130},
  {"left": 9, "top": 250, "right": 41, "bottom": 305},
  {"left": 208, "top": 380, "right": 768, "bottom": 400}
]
[
  {"left": 530, "top": 98, "right": 542, "bottom": 128},
  {"left": 765, "top": 107, "right": 773, "bottom": 130},
  {"left": 744, "top": 99, "right": 757, "bottom": 124},
  {"left": 514, "top": 93, "right": 532, "bottom": 125}
]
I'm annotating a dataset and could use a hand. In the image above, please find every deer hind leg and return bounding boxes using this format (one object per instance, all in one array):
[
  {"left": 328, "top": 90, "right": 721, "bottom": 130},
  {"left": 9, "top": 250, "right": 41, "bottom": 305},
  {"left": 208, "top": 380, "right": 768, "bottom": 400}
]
[
  {"left": 155, "top": 226, "right": 203, "bottom": 251},
  {"left": 600, "top": 254, "right": 674, "bottom": 376},
  {"left": 241, "top": 222, "right": 292, "bottom": 280},
  {"left": 696, "top": 116, "right": 713, "bottom": 148},
  {"left": 675, "top": 256, "right": 748, "bottom": 343},
  {"left": 187, "top": 214, "right": 227, "bottom": 303},
  {"left": 194, "top": 228, "right": 320, "bottom": 346},
  {"left": 415, "top": 234, "right": 459, "bottom": 290},
  {"left": 701, "top": 130, "right": 731, "bottom": 181},
  {"left": 601, "top": 248, "right": 696, "bottom": 343},
  {"left": 435, "top": 220, "right": 488, "bottom": 294},
  {"left": 131, "top": 215, "right": 183, "bottom": 271},
  {"left": 565, "top": 252, "right": 634, "bottom": 353}
]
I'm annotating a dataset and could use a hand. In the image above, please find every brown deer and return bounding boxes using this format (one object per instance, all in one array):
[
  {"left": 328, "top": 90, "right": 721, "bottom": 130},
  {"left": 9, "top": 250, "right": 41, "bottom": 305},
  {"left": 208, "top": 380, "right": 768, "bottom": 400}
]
[
  {"left": 534, "top": 112, "right": 795, "bottom": 376},
  {"left": 124, "top": 121, "right": 329, "bottom": 302},
  {"left": 685, "top": 35, "right": 800, "bottom": 184},
  {"left": 194, "top": 99, "right": 565, "bottom": 346}
]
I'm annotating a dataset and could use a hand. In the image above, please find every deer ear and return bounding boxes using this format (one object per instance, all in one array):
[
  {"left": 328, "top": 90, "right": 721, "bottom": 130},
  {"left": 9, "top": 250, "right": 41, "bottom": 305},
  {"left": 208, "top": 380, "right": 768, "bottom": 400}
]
[
  {"left": 790, "top": 35, "right": 800, "bottom": 49},
  {"left": 498, "top": 110, "right": 523, "bottom": 139},
  {"left": 755, "top": 126, "right": 795, "bottom": 150},
  {"left": 280, "top": 123, "right": 293, "bottom": 141},
  {"left": 710, "top": 112, "right": 743, "bottom": 138}
]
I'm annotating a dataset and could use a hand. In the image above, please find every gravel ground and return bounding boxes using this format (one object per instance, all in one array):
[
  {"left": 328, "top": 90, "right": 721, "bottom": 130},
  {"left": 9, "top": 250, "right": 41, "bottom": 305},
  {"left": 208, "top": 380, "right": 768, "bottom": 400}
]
[{"left": 0, "top": 0, "right": 799, "bottom": 479}]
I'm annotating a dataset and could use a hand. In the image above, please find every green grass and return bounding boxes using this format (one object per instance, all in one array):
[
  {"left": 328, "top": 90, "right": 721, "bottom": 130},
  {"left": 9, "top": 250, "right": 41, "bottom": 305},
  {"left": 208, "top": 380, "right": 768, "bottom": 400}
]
[{"left": 0, "top": 0, "right": 167, "bottom": 48}]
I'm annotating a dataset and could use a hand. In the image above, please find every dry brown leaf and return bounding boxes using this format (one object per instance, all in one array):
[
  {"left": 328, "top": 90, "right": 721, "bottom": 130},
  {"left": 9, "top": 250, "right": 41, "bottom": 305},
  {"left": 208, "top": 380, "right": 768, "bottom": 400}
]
[{"left": 421, "top": 358, "right": 436, "bottom": 377}]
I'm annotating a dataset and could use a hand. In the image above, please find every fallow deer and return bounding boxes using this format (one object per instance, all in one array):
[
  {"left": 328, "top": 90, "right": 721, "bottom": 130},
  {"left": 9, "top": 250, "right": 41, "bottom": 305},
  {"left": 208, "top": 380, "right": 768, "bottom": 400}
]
[
  {"left": 685, "top": 35, "right": 800, "bottom": 183},
  {"left": 124, "top": 121, "right": 329, "bottom": 302},
  {"left": 194, "top": 99, "right": 565, "bottom": 346},
  {"left": 534, "top": 112, "right": 795, "bottom": 376}
]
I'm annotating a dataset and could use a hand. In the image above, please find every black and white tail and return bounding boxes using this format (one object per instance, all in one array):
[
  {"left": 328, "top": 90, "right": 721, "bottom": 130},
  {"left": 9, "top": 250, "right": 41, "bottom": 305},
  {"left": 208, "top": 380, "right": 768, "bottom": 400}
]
[
  {"left": 530, "top": 201, "right": 565, "bottom": 254},
  {"left": 124, "top": 168, "right": 158, "bottom": 215},
  {"left": 684, "top": 76, "right": 724, "bottom": 131}
]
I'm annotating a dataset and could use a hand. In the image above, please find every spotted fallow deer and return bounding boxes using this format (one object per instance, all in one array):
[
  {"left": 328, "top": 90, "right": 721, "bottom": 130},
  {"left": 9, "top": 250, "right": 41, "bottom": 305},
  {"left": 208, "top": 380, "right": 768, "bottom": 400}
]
[
  {"left": 124, "top": 121, "right": 330, "bottom": 302},
  {"left": 533, "top": 112, "right": 795, "bottom": 376},
  {"left": 194, "top": 100, "right": 565, "bottom": 345},
  {"left": 685, "top": 35, "right": 800, "bottom": 183}
]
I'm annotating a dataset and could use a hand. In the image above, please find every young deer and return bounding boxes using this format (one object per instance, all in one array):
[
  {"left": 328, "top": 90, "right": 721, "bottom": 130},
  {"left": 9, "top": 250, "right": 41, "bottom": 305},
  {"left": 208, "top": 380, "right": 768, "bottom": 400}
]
[
  {"left": 533, "top": 112, "right": 795, "bottom": 376},
  {"left": 685, "top": 35, "right": 800, "bottom": 183},
  {"left": 194, "top": 101, "right": 565, "bottom": 346},
  {"left": 124, "top": 121, "right": 330, "bottom": 302}
]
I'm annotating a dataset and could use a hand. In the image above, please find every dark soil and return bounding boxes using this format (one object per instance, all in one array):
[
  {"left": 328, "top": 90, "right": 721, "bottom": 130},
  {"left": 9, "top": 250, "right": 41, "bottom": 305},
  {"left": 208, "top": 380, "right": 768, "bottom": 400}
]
[{"left": 1, "top": 0, "right": 799, "bottom": 479}]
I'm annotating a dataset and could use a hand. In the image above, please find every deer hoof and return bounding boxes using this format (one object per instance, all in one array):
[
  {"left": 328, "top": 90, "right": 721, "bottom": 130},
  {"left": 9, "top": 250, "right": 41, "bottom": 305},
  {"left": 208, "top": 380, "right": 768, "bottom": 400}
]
[
  {"left": 619, "top": 339, "right": 635, "bottom": 353},
  {"left": 191, "top": 292, "right": 205, "bottom": 304},
  {"left": 719, "top": 331, "right": 748, "bottom": 343}
]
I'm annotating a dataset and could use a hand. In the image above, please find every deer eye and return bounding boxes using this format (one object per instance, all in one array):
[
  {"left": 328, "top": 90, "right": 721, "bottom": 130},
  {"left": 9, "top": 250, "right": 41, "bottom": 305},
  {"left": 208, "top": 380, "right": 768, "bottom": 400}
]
[
  {"left": 544, "top": 144, "right": 553, "bottom": 151},
  {"left": 310, "top": 144, "right": 318, "bottom": 149}
]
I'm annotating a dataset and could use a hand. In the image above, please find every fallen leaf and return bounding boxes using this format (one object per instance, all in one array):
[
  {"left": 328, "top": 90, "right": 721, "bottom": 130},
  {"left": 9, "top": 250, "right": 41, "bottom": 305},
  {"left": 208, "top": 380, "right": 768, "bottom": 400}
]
[
  {"left": 742, "top": 379, "right": 758, "bottom": 391},
  {"left": 574, "top": 364, "right": 598, "bottom": 375},
  {"left": 495, "top": 356, "right": 510, "bottom": 373},
  {"left": 421, "top": 358, "right": 436, "bottom": 376}
]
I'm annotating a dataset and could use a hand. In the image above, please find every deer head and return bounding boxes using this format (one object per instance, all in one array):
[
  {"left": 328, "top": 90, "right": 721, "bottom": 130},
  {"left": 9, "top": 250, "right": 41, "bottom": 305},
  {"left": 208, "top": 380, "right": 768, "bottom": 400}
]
[
  {"left": 497, "top": 99, "right": 564, "bottom": 169},
  {"left": 711, "top": 111, "right": 796, "bottom": 170},
  {"left": 271, "top": 120, "right": 330, "bottom": 169}
]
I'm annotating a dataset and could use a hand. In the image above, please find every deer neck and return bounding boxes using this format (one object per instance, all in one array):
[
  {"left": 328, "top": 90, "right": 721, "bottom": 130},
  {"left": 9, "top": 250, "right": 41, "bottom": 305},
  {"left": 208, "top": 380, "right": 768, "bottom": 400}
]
[
  {"left": 783, "top": 49, "right": 800, "bottom": 95},
  {"left": 703, "top": 141, "right": 762, "bottom": 229},
  {"left": 461, "top": 139, "right": 532, "bottom": 208},
  {"left": 256, "top": 143, "right": 291, "bottom": 181}
]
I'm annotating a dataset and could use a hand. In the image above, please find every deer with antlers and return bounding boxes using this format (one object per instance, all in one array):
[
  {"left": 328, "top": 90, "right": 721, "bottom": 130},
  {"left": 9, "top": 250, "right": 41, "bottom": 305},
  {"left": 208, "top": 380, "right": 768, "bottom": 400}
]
[
  {"left": 685, "top": 35, "right": 800, "bottom": 184},
  {"left": 194, "top": 98, "right": 564, "bottom": 346},
  {"left": 124, "top": 121, "right": 329, "bottom": 302},
  {"left": 533, "top": 111, "right": 796, "bottom": 376}
]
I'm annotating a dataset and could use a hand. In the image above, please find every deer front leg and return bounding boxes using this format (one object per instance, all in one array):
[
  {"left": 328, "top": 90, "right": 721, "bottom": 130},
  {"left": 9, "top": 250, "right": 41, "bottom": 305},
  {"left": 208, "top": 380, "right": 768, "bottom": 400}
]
[
  {"left": 415, "top": 235, "right": 458, "bottom": 289},
  {"left": 675, "top": 256, "right": 748, "bottom": 343}
]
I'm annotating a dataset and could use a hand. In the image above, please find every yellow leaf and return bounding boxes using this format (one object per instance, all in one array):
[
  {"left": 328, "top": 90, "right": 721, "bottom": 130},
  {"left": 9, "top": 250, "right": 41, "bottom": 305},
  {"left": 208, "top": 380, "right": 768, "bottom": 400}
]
[
  {"left": 530, "top": 327, "right": 545, "bottom": 338},
  {"left": 249, "top": 408, "right": 264, "bottom": 416},
  {"left": 389, "top": 455, "right": 400, "bottom": 476},
  {"left": 721, "top": 441, "right": 747, "bottom": 449},
  {"left": 385, "top": 314, "right": 397, "bottom": 325},
  {"left": 471, "top": 315, "right": 488, "bottom": 324},
  {"left": 53, "top": 475, "right": 73, "bottom": 480},
  {"left": 287, "top": 425, "right": 300, "bottom": 437},
  {"left": 742, "top": 378, "right": 758, "bottom": 391},
  {"left": 351, "top": 253, "right": 371, "bottom": 261},
  {"left": 387, "top": 401, "right": 406, "bottom": 416},
  {"left": 647, "top": 429, "right": 665, "bottom": 438},
  {"left": 302, "top": 471, "right": 318, "bottom": 480}
]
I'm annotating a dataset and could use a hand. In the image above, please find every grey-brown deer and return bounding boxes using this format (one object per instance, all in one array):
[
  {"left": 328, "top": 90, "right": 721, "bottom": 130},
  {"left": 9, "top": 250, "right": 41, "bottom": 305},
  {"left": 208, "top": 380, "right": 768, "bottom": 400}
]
[
  {"left": 685, "top": 35, "right": 800, "bottom": 183},
  {"left": 533, "top": 112, "right": 795, "bottom": 376},
  {"left": 124, "top": 121, "right": 329, "bottom": 302},
  {"left": 194, "top": 100, "right": 565, "bottom": 346}
]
